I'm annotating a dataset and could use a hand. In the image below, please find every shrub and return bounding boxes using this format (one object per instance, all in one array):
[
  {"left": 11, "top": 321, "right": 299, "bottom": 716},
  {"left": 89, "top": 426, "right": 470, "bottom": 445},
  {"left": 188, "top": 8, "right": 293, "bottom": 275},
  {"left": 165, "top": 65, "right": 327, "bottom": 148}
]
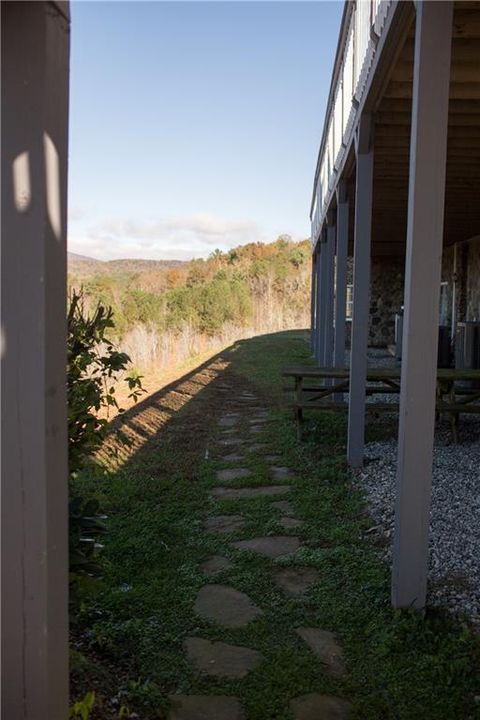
[{"left": 67, "top": 290, "right": 144, "bottom": 582}]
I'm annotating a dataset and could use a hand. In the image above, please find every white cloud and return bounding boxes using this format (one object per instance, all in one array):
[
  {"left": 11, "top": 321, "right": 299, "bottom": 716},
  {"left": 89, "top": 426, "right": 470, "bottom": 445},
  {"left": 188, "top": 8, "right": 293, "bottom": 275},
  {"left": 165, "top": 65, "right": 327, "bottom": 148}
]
[{"left": 68, "top": 213, "right": 267, "bottom": 261}]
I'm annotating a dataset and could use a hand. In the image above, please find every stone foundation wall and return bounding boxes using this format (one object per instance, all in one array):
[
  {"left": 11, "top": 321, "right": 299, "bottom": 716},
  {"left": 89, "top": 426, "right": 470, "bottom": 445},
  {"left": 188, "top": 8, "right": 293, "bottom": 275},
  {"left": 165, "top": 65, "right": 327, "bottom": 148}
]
[
  {"left": 345, "top": 257, "right": 404, "bottom": 347},
  {"left": 369, "top": 259, "right": 404, "bottom": 347},
  {"left": 343, "top": 237, "right": 479, "bottom": 349}
]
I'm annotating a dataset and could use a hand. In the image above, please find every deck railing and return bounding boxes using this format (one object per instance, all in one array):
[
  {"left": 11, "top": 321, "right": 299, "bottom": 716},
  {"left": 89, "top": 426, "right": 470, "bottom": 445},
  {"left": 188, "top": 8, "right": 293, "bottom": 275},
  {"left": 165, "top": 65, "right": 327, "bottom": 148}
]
[{"left": 311, "top": 0, "right": 392, "bottom": 244}]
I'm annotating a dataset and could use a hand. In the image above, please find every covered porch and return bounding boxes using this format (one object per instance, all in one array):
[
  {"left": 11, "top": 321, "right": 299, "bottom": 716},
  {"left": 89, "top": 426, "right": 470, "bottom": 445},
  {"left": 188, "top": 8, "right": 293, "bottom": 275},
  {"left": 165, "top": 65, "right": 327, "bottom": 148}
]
[{"left": 309, "top": 0, "right": 480, "bottom": 610}]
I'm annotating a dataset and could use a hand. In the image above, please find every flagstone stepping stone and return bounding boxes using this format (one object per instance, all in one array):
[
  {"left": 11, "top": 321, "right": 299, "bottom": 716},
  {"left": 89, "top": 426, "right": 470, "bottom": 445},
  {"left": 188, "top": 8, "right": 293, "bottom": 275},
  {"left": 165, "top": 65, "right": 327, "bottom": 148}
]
[
  {"left": 203, "top": 515, "right": 245, "bottom": 534},
  {"left": 271, "top": 466, "right": 294, "bottom": 479},
  {"left": 273, "top": 567, "right": 319, "bottom": 597},
  {"left": 216, "top": 468, "right": 251, "bottom": 482},
  {"left": 219, "top": 416, "right": 238, "bottom": 428},
  {"left": 295, "top": 628, "right": 346, "bottom": 677},
  {"left": 221, "top": 453, "right": 246, "bottom": 462},
  {"left": 279, "top": 516, "right": 303, "bottom": 530},
  {"left": 200, "top": 556, "right": 233, "bottom": 575},
  {"left": 250, "top": 426, "right": 264, "bottom": 434},
  {"left": 232, "top": 536, "right": 300, "bottom": 559},
  {"left": 194, "top": 585, "right": 263, "bottom": 628},
  {"left": 249, "top": 418, "right": 267, "bottom": 425},
  {"left": 211, "top": 486, "right": 291, "bottom": 500},
  {"left": 271, "top": 500, "right": 294, "bottom": 514},
  {"left": 264, "top": 455, "right": 282, "bottom": 463},
  {"left": 184, "top": 637, "right": 263, "bottom": 678},
  {"left": 168, "top": 695, "right": 245, "bottom": 720},
  {"left": 220, "top": 428, "right": 236, "bottom": 435},
  {"left": 289, "top": 693, "right": 351, "bottom": 720},
  {"left": 248, "top": 443, "right": 269, "bottom": 452},
  {"left": 218, "top": 438, "right": 244, "bottom": 446}
]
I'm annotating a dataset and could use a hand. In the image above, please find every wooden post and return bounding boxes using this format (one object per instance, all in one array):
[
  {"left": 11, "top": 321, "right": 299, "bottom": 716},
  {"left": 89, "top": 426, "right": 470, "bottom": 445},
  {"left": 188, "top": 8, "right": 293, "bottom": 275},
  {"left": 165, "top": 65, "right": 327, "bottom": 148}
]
[
  {"left": 392, "top": 0, "right": 453, "bottom": 610},
  {"left": 310, "top": 249, "right": 317, "bottom": 354},
  {"left": 324, "top": 218, "right": 336, "bottom": 370},
  {"left": 1, "top": 3, "right": 70, "bottom": 717},
  {"left": 315, "top": 243, "right": 322, "bottom": 363},
  {"left": 334, "top": 182, "right": 349, "bottom": 377},
  {"left": 347, "top": 114, "right": 374, "bottom": 468},
  {"left": 316, "top": 230, "right": 327, "bottom": 366}
]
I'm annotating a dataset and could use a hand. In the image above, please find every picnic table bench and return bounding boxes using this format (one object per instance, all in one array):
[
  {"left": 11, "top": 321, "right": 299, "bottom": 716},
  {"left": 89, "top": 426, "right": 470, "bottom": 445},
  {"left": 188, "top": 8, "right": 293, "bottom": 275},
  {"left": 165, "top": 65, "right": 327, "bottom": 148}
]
[{"left": 282, "top": 365, "right": 480, "bottom": 441}]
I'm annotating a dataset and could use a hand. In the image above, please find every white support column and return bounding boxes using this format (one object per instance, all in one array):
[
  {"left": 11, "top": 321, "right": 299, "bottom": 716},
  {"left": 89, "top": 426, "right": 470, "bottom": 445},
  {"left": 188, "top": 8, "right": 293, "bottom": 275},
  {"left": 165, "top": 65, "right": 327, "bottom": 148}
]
[
  {"left": 315, "top": 243, "right": 322, "bottom": 363},
  {"left": 1, "top": 3, "right": 70, "bottom": 718},
  {"left": 347, "top": 114, "right": 374, "bottom": 468},
  {"left": 392, "top": 0, "right": 453, "bottom": 610},
  {"left": 334, "top": 182, "right": 349, "bottom": 374},
  {"left": 323, "top": 218, "right": 336, "bottom": 369},
  {"left": 310, "top": 249, "right": 317, "bottom": 354},
  {"left": 316, "top": 229, "right": 327, "bottom": 366}
]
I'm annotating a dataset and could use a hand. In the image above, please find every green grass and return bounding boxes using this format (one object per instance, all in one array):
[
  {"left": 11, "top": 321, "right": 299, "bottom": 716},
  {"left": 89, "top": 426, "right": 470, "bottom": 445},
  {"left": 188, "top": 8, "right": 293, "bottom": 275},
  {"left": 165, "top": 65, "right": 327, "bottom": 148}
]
[{"left": 72, "top": 330, "right": 480, "bottom": 720}]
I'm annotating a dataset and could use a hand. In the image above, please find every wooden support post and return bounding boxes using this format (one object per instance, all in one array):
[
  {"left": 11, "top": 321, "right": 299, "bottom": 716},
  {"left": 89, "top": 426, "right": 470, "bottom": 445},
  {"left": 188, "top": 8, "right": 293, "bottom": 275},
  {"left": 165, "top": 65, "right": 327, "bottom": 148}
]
[
  {"left": 310, "top": 249, "right": 317, "bottom": 354},
  {"left": 334, "top": 181, "right": 349, "bottom": 377},
  {"left": 316, "top": 230, "right": 327, "bottom": 366},
  {"left": 313, "top": 241, "right": 320, "bottom": 362},
  {"left": 392, "top": 0, "right": 453, "bottom": 610},
  {"left": 314, "top": 243, "right": 322, "bottom": 363},
  {"left": 1, "top": 3, "right": 70, "bottom": 718},
  {"left": 324, "top": 218, "right": 336, "bottom": 370},
  {"left": 347, "top": 114, "right": 374, "bottom": 468}
]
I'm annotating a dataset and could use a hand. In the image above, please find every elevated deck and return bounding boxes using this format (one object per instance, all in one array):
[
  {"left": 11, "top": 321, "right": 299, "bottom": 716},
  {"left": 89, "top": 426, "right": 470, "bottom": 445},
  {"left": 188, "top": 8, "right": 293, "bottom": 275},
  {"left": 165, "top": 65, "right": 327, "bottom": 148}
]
[{"left": 311, "top": 0, "right": 480, "bottom": 258}]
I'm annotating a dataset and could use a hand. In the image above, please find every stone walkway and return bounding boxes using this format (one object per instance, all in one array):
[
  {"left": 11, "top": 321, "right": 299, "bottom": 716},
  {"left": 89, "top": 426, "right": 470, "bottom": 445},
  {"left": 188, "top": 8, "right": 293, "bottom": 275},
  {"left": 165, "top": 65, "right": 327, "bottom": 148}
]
[{"left": 168, "top": 388, "right": 351, "bottom": 720}]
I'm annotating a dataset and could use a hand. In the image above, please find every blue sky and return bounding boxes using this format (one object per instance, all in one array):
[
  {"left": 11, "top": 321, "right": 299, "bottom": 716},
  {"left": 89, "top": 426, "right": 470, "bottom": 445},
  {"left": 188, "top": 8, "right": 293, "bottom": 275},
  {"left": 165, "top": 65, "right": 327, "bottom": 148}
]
[{"left": 68, "top": 1, "right": 342, "bottom": 260}]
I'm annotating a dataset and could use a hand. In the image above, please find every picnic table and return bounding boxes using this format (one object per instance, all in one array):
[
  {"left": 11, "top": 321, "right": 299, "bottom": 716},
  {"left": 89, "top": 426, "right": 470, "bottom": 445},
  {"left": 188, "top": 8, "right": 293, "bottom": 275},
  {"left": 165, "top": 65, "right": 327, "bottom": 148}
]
[{"left": 282, "top": 365, "right": 480, "bottom": 441}]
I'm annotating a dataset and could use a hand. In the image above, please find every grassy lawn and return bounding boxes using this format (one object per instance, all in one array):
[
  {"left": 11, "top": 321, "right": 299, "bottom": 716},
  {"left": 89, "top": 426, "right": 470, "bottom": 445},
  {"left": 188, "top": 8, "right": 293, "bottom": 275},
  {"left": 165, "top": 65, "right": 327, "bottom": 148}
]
[{"left": 72, "top": 330, "right": 480, "bottom": 720}]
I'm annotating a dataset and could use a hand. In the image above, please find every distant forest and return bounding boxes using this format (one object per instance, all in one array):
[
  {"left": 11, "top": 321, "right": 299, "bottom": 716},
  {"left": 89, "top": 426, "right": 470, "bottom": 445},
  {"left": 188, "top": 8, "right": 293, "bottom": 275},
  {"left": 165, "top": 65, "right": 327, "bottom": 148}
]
[{"left": 68, "top": 236, "right": 311, "bottom": 372}]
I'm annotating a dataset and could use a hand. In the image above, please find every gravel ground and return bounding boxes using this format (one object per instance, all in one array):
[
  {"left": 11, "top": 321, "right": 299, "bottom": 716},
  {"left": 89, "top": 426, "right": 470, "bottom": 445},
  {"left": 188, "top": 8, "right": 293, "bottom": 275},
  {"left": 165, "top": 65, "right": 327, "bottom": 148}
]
[{"left": 353, "top": 349, "right": 480, "bottom": 626}]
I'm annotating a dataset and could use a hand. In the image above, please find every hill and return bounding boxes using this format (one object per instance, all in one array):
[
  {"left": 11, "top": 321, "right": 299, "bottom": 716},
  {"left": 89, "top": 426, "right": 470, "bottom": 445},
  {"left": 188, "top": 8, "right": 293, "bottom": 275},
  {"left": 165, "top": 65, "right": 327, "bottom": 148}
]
[
  {"left": 68, "top": 237, "right": 312, "bottom": 373},
  {"left": 68, "top": 252, "right": 185, "bottom": 277}
]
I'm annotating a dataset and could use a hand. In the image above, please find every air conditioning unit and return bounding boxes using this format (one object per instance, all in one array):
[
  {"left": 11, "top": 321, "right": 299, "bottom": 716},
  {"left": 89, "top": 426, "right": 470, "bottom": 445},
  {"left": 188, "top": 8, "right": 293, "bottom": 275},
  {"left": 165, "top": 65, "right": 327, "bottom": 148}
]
[
  {"left": 437, "top": 326, "right": 452, "bottom": 369},
  {"left": 395, "top": 316, "right": 452, "bottom": 368}
]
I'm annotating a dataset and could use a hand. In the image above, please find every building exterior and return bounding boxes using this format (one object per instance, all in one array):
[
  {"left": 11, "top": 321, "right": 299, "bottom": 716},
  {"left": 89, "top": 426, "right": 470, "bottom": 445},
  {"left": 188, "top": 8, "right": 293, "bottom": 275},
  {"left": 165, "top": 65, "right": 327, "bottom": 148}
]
[
  {"left": 310, "top": 0, "right": 479, "bottom": 610},
  {"left": 2, "top": 2, "right": 479, "bottom": 717}
]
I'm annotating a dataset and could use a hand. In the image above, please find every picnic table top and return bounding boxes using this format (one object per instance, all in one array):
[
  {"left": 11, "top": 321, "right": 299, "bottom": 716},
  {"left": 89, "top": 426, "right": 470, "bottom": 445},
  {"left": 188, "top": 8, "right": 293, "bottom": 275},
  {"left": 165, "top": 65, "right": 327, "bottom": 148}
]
[{"left": 282, "top": 366, "right": 480, "bottom": 381}]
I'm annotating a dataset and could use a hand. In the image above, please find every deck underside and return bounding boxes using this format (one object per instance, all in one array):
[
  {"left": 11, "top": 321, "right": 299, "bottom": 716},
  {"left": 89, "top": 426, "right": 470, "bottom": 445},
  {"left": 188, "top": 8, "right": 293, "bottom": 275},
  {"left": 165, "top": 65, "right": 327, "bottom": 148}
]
[{"left": 339, "top": 2, "right": 480, "bottom": 258}]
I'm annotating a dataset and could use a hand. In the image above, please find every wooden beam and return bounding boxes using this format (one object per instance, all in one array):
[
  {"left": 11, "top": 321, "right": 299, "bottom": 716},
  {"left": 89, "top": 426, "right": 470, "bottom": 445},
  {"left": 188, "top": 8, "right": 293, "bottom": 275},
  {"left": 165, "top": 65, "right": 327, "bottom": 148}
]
[
  {"left": 393, "top": 59, "right": 480, "bottom": 83},
  {"left": 452, "top": 9, "right": 480, "bottom": 38},
  {"left": 385, "top": 79, "right": 480, "bottom": 100}
]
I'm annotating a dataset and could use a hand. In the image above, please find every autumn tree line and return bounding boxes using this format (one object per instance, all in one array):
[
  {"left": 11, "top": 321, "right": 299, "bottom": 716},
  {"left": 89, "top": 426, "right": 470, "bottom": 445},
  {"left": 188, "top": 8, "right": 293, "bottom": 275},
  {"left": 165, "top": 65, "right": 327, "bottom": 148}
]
[{"left": 68, "top": 236, "right": 312, "bottom": 372}]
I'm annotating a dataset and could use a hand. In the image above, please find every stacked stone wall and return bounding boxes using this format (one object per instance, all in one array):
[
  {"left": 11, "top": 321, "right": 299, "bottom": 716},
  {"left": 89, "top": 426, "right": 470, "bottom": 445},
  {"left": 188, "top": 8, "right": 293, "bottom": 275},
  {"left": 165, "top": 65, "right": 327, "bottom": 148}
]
[
  {"left": 343, "top": 237, "right": 479, "bottom": 348},
  {"left": 345, "top": 257, "right": 404, "bottom": 347}
]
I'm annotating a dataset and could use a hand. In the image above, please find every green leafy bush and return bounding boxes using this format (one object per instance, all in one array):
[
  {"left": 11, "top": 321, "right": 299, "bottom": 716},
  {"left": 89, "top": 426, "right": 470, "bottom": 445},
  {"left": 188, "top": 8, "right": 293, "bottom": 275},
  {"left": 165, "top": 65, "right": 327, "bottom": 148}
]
[{"left": 68, "top": 290, "right": 144, "bottom": 582}]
